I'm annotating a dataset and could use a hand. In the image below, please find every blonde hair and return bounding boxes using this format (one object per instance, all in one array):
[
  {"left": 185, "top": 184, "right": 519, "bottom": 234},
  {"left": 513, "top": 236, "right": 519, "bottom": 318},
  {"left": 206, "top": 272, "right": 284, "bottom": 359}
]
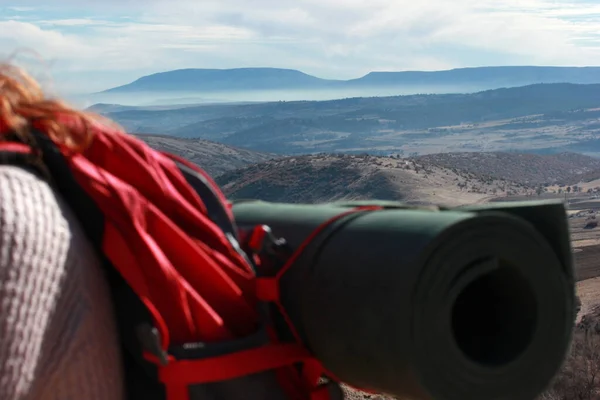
[{"left": 0, "top": 63, "right": 122, "bottom": 152}]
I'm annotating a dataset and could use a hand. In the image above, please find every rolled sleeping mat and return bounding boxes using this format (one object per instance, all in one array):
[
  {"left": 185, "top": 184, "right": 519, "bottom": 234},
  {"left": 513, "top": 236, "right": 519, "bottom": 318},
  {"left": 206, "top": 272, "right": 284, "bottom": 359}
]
[{"left": 232, "top": 199, "right": 575, "bottom": 400}]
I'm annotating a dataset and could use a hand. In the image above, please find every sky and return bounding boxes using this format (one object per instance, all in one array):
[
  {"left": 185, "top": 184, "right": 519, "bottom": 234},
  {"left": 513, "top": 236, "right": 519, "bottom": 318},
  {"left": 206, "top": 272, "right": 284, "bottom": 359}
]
[{"left": 2, "top": 0, "right": 600, "bottom": 94}]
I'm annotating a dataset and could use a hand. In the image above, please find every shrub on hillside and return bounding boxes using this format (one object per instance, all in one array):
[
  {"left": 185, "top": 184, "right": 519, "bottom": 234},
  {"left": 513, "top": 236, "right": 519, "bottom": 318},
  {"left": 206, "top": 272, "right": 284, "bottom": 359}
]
[
  {"left": 585, "top": 220, "right": 598, "bottom": 229},
  {"left": 540, "top": 302, "right": 600, "bottom": 400},
  {"left": 539, "top": 331, "right": 600, "bottom": 400}
]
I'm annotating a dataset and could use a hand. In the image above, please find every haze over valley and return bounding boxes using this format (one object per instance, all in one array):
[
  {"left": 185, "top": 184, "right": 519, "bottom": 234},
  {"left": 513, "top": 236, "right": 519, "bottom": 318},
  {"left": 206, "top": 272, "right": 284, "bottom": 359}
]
[
  {"left": 91, "top": 67, "right": 600, "bottom": 159},
  {"left": 117, "top": 66, "right": 600, "bottom": 205},
  {"left": 84, "top": 66, "right": 600, "bottom": 107}
]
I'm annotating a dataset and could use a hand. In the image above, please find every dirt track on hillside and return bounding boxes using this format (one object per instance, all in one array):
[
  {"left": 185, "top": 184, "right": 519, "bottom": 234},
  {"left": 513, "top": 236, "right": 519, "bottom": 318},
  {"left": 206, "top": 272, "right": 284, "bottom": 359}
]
[
  {"left": 569, "top": 210, "right": 600, "bottom": 281},
  {"left": 574, "top": 245, "right": 600, "bottom": 281}
]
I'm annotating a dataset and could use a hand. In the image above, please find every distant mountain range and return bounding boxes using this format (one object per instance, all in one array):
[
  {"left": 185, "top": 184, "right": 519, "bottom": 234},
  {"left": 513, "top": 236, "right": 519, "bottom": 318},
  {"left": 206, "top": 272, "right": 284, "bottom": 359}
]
[{"left": 102, "top": 66, "right": 600, "bottom": 94}]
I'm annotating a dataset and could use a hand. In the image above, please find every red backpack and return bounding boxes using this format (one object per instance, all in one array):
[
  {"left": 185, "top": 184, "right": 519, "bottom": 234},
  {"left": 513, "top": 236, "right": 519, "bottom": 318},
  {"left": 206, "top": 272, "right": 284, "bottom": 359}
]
[{"left": 0, "top": 120, "right": 359, "bottom": 400}]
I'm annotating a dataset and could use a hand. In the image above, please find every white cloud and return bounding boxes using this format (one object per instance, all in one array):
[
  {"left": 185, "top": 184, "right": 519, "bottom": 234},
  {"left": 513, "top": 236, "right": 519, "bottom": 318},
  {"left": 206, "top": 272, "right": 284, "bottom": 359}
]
[
  {"left": 37, "top": 18, "right": 110, "bottom": 26},
  {"left": 0, "top": 20, "right": 91, "bottom": 58},
  {"left": 2, "top": 0, "right": 600, "bottom": 92},
  {"left": 137, "top": 0, "right": 600, "bottom": 65},
  {"left": 7, "top": 6, "right": 35, "bottom": 11}
]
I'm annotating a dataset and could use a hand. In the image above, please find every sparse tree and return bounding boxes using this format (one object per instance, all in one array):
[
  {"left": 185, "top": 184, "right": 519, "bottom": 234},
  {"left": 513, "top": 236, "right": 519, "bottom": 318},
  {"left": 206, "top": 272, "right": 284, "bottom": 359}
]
[
  {"left": 567, "top": 186, "right": 572, "bottom": 194},
  {"left": 539, "top": 331, "right": 600, "bottom": 400},
  {"left": 536, "top": 186, "right": 543, "bottom": 196}
]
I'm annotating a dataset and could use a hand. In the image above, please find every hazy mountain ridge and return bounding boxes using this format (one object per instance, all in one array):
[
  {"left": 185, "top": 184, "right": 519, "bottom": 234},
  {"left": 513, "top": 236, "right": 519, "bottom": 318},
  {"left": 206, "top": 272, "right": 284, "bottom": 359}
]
[
  {"left": 100, "top": 83, "right": 600, "bottom": 156},
  {"left": 350, "top": 66, "right": 600, "bottom": 86},
  {"left": 103, "top": 66, "right": 600, "bottom": 93},
  {"left": 103, "top": 68, "right": 336, "bottom": 93}
]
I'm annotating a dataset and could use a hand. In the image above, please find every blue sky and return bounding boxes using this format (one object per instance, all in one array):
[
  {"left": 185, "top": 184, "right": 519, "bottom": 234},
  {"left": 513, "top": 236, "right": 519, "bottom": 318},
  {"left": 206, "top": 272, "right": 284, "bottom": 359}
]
[{"left": 2, "top": 0, "right": 600, "bottom": 94}]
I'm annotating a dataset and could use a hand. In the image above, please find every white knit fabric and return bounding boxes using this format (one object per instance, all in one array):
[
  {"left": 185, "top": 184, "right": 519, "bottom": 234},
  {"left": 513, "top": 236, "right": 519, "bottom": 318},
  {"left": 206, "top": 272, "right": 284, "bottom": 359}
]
[{"left": 0, "top": 165, "right": 125, "bottom": 400}]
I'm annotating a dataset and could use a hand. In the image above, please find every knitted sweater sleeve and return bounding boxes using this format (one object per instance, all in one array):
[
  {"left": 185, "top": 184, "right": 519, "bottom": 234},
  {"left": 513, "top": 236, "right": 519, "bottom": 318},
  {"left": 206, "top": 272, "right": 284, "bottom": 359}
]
[{"left": 0, "top": 165, "right": 125, "bottom": 400}]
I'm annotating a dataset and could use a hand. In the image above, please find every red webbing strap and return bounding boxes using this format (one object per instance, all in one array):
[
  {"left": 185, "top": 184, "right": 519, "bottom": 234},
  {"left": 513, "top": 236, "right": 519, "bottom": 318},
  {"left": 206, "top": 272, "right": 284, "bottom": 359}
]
[
  {"left": 0, "top": 142, "right": 33, "bottom": 154},
  {"left": 153, "top": 345, "right": 335, "bottom": 400},
  {"left": 255, "top": 206, "right": 385, "bottom": 397},
  {"left": 158, "top": 343, "right": 311, "bottom": 383}
]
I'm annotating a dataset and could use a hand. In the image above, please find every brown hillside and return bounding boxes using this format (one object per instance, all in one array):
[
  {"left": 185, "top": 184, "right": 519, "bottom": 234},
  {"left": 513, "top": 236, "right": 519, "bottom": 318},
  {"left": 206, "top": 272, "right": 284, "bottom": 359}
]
[
  {"left": 216, "top": 153, "right": 532, "bottom": 206},
  {"left": 135, "top": 134, "right": 276, "bottom": 177},
  {"left": 412, "top": 152, "right": 600, "bottom": 186}
]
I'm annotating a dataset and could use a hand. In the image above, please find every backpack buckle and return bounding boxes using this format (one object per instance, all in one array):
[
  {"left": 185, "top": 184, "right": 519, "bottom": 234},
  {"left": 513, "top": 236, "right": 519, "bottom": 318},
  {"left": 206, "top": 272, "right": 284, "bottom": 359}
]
[
  {"left": 166, "top": 313, "right": 272, "bottom": 362},
  {"left": 249, "top": 225, "right": 289, "bottom": 255},
  {"left": 137, "top": 323, "right": 169, "bottom": 366},
  {"left": 239, "top": 224, "right": 292, "bottom": 277}
]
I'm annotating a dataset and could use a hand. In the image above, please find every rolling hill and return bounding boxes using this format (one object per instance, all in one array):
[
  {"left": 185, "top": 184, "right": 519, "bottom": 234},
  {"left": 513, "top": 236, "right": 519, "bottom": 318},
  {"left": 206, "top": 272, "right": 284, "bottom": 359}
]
[
  {"left": 412, "top": 152, "right": 600, "bottom": 186},
  {"left": 134, "top": 134, "right": 276, "bottom": 177},
  {"left": 131, "top": 136, "right": 600, "bottom": 205},
  {"left": 216, "top": 153, "right": 536, "bottom": 205},
  {"left": 216, "top": 150, "right": 600, "bottom": 204},
  {"left": 102, "top": 66, "right": 600, "bottom": 94}
]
